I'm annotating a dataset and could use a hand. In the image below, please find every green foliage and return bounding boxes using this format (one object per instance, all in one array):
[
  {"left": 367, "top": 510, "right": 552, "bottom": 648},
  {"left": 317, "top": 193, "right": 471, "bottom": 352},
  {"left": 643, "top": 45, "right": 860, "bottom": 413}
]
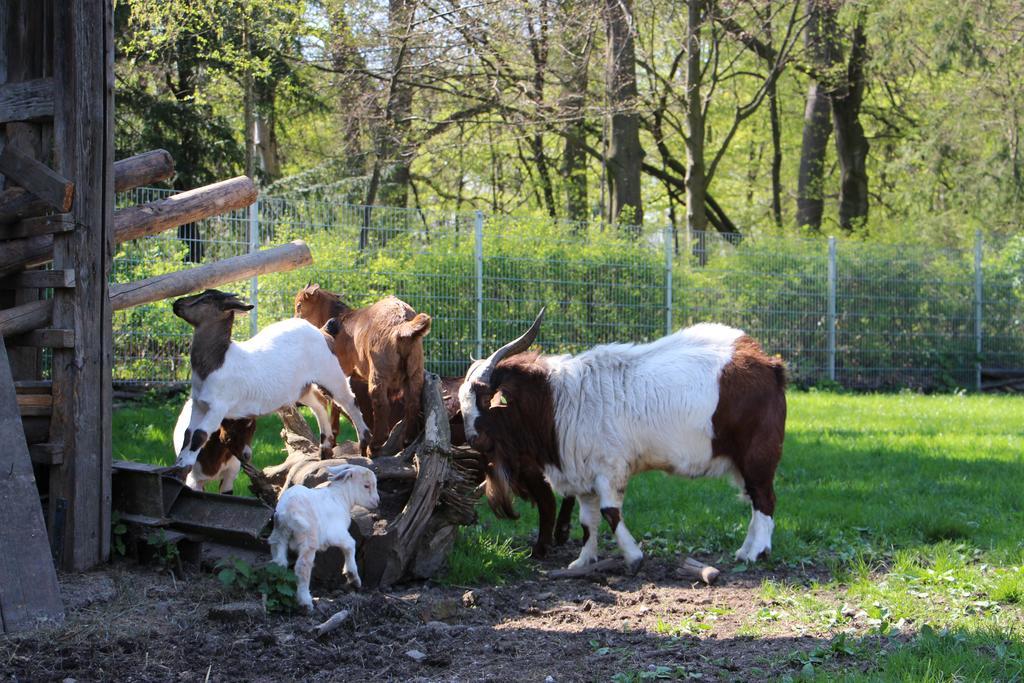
[
  {"left": 441, "top": 529, "right": 531, "bottom": 586},
  {"left": 216, "top": 557, "right": 298, "bottom": 612},
  {"left": 111, "top": 511, "right": 128, "bottom": 557},
  {"left": 144, "top": 529, "right": 181, "bottom": 572}
]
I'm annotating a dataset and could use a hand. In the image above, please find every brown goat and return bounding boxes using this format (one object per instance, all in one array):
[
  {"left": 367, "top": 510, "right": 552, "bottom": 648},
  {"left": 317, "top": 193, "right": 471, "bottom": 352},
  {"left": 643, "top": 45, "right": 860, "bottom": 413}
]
[
  {"left": 294, "top": 284, "right": 431, "bottom": 454},
  {"left": 173, "top": 397, "right": 256, "bottom": 494}
]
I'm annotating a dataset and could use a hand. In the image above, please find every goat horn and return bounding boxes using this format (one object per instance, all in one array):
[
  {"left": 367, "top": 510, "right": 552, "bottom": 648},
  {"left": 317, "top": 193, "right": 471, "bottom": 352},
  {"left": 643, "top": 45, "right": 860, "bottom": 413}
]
[{"left": 475, "top": 307, "right": 545, "bottom": 386}]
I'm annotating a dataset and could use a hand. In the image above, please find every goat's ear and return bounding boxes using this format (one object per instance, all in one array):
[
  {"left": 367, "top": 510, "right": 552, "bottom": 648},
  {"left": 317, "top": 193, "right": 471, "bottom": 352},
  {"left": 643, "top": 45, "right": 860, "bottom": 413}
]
[
  {"left": 327, "top": 465, "right": 353, "bottom": 481},
  {"left": 224, "top": 300, "right": 255, "bottom": 313},
  {"left": 489, "top": 389, "right": 508, "bottom": 409}
]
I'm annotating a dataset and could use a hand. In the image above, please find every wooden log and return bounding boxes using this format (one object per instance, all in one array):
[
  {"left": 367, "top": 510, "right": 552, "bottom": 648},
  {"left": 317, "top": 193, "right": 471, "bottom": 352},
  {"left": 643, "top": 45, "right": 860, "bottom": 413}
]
[
  {"left": 678, "top": 557, "right": 720, "bottom": 585},
  {"left": 109, "top": 240, "right": 312, "bottom": 311},
  {"left": 0, "top": 234, "right": 52, "bottom": 278},
  {"left": 113, "top": 175, "right": 257, "bottom": 243},
  {"left": 0, "top": 147, "right": 74, "bottom": 212},
  {"left": 311, "top": 609, "right": 350, "bottom": 636},
  {"left": 0, "top": 343, "right": 65, "bottom": 633},
  {"left": 0, "top": 269, "right": 75, "bottom": 289},
  {"left": 28, "top": 442, "right": 63, "bottom": 466},
  {"left": 113, "top": 149, "right": 175, "bottom": 193},
  {"left": 7, "top": 328, "right": 75, "bottom": 348},
  {"left": 0, "top": 214, "right": 75, "bottom": 241},
  {"left": 547, "top": 557, "right": 623, "bottom": 579},
  {"left": 0, "top": 298, "right": 51, "bottom": 337},
  {"left": 0, "top": 186, "right": 50, "bottom": 224},
  {"left": 0, "top": 78, "right": 54, "bottom": 124}
]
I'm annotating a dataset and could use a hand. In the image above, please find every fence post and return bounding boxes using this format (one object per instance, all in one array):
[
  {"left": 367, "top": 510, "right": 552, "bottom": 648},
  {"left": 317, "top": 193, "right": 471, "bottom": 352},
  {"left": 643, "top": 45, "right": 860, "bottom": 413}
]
[
  {"left": 827, "top": 236, "right": 837, "bottom": 382},
  {"left": 974, "top": 229, "right": 983, "bottom": 391},
  {"left": 664, "top": 226, "right": 673, "bottom": 335},
  {"left": 248, "top": 197, "right": 259, "bottom": 338},
  {"left": 474, "top": 210, "right": 484, "bottom": 359}
]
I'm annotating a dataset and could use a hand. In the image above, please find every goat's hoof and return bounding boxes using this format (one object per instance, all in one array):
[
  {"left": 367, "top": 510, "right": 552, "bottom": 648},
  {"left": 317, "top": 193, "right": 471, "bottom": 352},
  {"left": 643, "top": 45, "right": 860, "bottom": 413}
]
[
  {"left": 530, "top": 543, "right": 549, "bottom": 560},
  {"left": 554, "top": 525, "right": 571, "bottom": 546},
  {"left": 344, "top": 572, "right": 362, "bottom": 590},
  {"left": 625, "top": 556, "right": 644, "bottom": 576},
  {"left": 319, "top": 445, "right": 334, "bottom": 460}
]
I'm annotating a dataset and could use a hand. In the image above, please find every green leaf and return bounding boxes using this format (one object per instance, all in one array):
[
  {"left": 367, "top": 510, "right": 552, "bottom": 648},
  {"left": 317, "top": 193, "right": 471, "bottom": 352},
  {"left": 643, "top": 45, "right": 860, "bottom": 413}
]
[{"left": 217, "top": 568, "right": 236, "bottom": 586}]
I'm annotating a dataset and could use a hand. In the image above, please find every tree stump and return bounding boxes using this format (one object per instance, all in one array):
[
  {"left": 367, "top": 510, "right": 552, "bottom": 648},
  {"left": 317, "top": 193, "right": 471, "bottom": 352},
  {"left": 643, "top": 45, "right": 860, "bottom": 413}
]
[{"left": 248, "top": 373, "right": 483, "bottom": 589}]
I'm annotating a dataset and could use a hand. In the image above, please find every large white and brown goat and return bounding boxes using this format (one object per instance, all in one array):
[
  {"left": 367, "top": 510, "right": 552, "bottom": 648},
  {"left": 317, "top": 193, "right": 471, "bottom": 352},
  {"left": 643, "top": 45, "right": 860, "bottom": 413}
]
[{"left": 458, "top": 310, "right": 787, "bottom": 572}]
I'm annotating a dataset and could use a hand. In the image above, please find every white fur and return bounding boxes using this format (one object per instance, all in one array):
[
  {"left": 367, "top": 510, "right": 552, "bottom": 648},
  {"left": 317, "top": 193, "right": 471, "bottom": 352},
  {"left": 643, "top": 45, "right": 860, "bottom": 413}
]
[
  {"left": 268, "top": 465, "right": 380, "bottom": 609},
  {"left": 173, "top": 398, "right": 245, "bottom": 493},
  {"left": 175, "top": 318, "right": 370, "bottom": 469}
]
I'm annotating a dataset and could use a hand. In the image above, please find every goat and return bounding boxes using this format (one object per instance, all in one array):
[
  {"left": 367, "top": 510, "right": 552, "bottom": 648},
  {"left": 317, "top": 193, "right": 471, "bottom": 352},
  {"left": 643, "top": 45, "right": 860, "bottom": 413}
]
[
  {"left": 458, "top": 309, "right": 786, "bottom": 572},
  {"left": 171, "top": 289, "right": 371, "bottom": 471},
  {"left": 172, "top": 397, "right": 256, "bottom": 494},
  {"left": 293, "top": 284, "right": 431, "bottom": 454},
  {"left": 269, "top": 464, "right": 380, "bottom": 609}
]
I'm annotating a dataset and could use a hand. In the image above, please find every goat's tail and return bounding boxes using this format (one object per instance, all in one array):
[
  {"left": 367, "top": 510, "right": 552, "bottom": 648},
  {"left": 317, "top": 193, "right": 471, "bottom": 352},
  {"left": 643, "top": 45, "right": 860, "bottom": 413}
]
[
  {"left": 396, "top": 313, "right": 432, "bottom": 340},
  {"left": 771, "top": 358, "right": 788, "bottom": 390}
]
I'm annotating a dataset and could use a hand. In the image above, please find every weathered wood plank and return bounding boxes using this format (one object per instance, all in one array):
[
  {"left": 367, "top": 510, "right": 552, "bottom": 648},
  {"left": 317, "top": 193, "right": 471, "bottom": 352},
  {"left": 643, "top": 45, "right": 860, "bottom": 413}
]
[
  {"left": 0, "top": 213, "right": 74, "bottom": 240},
  {"left": 48, "top": 0, "right": 114, "bottom": 570},
  {"left": 7, "top": 328, "right": 75, "bottom": 348},
  {"left": 0, "top": 269, "right": 75, "bottom": 289},
  {"left": 0, "top": 78, "right": 54, "bottom": 124},
  {"left": 0, "top": 186, "right": 50, "bottom": 224},
  {"left": 0, "top": 343, "right": 65, "bottom": 633},
  {"left": 28, "top": 442, "right": 63, "bottom": 466},
  {"left": 113, "top": 175, "right": 256, "bottom": 243},
  {"left": 14, "top": 380, "right": 51, "bottom": 393},
  {"left": 109, "top": 239, "right": 312, "bottom": 311},
  {"left": 113, "top": 149, "right": 174, "bottom": 193},
  {"left": 17, "top": 393, "right": 52, "bottom": 416},
  {"left": 0, "top": 233, "right": 52, "bottom": 278},
  {"left": 0, "top": 298, "right": 51, "bottom": 337},
  {"left": 0, "top": 147, "right": 74, "bottom": 212}
]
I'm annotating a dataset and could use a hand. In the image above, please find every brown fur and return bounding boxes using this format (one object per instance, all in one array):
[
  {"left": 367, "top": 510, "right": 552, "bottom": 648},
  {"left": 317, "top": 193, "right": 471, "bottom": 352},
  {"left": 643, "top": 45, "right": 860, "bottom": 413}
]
[
  {"left": 294, "top": 284, "right": 431, "bottom": 454},
  {"left": 467, "top": 352, "right": 576, "bottom": 558},
  {"left": 172, "top": 290, "right": 253, "bottom": 380},
  {"left": 711, "top": 336, "right": 787, "bottom": 517},
  {"left": 194, "top": 418, "right": 257, "bottom": 492}
]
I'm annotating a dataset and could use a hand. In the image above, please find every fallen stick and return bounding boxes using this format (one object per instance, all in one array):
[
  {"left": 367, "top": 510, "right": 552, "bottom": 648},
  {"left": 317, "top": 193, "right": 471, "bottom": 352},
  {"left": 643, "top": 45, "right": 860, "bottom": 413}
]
[
  {"left": 678, "top": 557, "right": 720, "bottom": 585},
  {"left": 547, "top": 557, "right": 622, "bottom": 579},
  {"left": 311, "top": 609, "right": 350, "bottom": 638}
]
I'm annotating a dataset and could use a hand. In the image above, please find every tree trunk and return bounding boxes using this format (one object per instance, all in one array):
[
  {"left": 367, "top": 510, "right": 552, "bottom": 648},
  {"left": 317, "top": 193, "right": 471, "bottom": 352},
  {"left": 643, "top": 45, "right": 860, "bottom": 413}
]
[
  {"left": 376, "top": 0, "right": 415, "bottom": 213},
  {"left": 526, "top": 4, "right": 557, "bottom": 220},
  {"left": 603, "top": 0, "right": 644, "bottom": 230},
  {"left": 796, "top": 0, "right": 839, "bottom": 231},
  {"left": 685, "top": 0, "right": 708, "bottom": 233},
  {"left": 831, "top": 19, "right": 869, "bottom": 231},
  {"left": 560, "top": 1, "right": 593, "bottom": 225}
]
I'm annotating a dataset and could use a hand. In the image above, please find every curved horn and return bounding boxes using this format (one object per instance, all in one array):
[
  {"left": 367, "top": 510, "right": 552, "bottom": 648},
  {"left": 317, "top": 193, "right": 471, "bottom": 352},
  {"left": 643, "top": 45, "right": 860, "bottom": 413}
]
[{"left": 477, "top": 307, "right": 546, "bottom": 385}]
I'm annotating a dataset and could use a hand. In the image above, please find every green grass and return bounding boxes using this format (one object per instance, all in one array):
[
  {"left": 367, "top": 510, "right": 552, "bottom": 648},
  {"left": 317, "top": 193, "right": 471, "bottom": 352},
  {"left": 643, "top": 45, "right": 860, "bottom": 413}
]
[{"left": 113, "top": 391, "right": 1024, "bottom": 679}]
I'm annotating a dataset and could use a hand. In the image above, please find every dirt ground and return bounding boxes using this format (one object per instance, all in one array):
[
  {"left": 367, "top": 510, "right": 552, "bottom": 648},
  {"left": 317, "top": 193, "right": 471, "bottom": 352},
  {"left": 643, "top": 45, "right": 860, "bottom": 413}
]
[{"left": 1, "top": 545, "right": 878, "bottom": 682}]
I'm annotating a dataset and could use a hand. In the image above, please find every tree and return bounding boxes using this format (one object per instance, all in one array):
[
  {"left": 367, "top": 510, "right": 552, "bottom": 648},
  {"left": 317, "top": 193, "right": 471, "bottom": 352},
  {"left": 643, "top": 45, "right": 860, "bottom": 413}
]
[{"left": 603, "top": 0, "right": 645, "bottom": 228}]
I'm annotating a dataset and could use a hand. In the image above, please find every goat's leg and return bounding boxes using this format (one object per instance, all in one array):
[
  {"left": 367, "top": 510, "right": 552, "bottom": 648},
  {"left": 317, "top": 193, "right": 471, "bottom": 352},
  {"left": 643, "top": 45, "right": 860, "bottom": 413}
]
[
  {"left": 596, "top": 476, "right": 644, "bottom": 575},
  {"left": 367, "top": 375, "right": 392, "bottom": 456},
  {"left": 554, "top": 495, "right": 576, "bottom": 545},
  {"left": 218, "top": 457, "right": 241, "bottom": 495},
  {"left": 567, "top": 494, "right": 601, "bottom": 570},
  {"left": 339, "top": 534, "right": 361, "bottom": 589},
  {"left": 175, "top": 401, "right": 225, "bottom": 471},
  {"left": 401, "top": 372, "right": 424, "bottom": 446},
  {"left": 734, "top": 470, "right": 777, "bottom": 563},
  {"left": 268, "top": 524, "right": 290, "bottom": 567},
  {"left": 300, "top": 386, "right": 337, "bottom": 458},
  {"left": 527, "top": 471, "right": 557, "bottom": 559},
  {"left": 317, "top": 369, "right": 371, "bottom": 456},
  {"left": 294, "top": 547, "right": 316, "bottom": 610}
]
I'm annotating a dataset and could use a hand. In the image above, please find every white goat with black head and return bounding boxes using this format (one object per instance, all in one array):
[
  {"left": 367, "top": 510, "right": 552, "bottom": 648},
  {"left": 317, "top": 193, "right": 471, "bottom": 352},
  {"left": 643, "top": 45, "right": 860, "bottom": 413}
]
[
  {"left": 171, "top": 289, "right": 371, "bottom": 471},
  {"left": 269, "top": 464, "right": 379, "bottom": 609},
  {"left": 458, "top": 309, "right": 787, "bottom": 573}
]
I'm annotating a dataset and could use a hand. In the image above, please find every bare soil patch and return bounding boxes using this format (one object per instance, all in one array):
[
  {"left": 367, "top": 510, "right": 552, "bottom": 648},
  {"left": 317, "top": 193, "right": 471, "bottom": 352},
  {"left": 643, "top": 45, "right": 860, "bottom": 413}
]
[{"left": 1, "top": 546, "right": 867, "bottom": 682}]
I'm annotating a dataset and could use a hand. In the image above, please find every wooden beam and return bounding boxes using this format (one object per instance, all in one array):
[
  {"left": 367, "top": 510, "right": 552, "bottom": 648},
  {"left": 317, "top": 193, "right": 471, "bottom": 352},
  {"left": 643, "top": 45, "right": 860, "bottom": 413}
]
[
  {"left": 110, "top": 239, "right": 312, "bottom": 311},
  {"left": 0, "top": 147, "right": 74, "bottom": 212},
  {"left": 113, "top": 149, "right": 174, "bottom": 193},
  {"left": 7, "top": 328, "right": 75, "bottom": 348},
  {"left": 0, "top": 78, "right": 53, "bottom": 124},
  {"left": 28, "top": 443, "right": 63, "bottom": 466},
  {"left": 113, "top": 175, "right": 256, "bottom": 243},
  {"left": 0, "top": 234, "right": 53, "bottom": 278},
  {"left": 0, "top": 213, "right": 75, "bottom": 241},
  {"left": 0, "top": 343, "right": 65, "bottom": 633},
  {"left": 50, "top": 0, "right": 115, "bottom": 571},
  {"left": 17, "top": 394, "right": 52, "bottom": 417},
  {"left": 0, "top": 269, "right": 75, "bottom": 289},
  {"left": 0, "top": 299, "right": 51, "bottom": 337},
  {"left": 0, "top": 186, "right": 50, "bottom": 224}
]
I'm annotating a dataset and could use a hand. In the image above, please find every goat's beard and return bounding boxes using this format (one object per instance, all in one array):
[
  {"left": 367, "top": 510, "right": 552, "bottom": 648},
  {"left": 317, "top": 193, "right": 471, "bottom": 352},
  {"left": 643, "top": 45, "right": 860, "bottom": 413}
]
[{"left": 485, "top": 463, "right": 518, "bottom": 520}]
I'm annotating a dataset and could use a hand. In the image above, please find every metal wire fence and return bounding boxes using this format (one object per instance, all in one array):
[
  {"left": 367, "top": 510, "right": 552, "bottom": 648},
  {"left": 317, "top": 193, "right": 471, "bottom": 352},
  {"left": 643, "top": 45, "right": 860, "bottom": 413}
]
[{"left": 112, "top": 188, "right": 1024, "bottom": 390}]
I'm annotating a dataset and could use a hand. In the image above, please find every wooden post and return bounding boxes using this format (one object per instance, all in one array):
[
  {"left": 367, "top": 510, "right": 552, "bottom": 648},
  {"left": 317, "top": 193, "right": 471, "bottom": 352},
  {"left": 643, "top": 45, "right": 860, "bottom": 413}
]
[
  {"left": 109, "top": 240, "right": 313, "bottom": 311},
  {"left": 112, "top": 149, "right": 174, "bottom": 193},
  {"left": 113, "top": 175, "right": 256, "bottom": 242},
  {"left": 48, "top": 0, "right": 114, "bottom": 570}
]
